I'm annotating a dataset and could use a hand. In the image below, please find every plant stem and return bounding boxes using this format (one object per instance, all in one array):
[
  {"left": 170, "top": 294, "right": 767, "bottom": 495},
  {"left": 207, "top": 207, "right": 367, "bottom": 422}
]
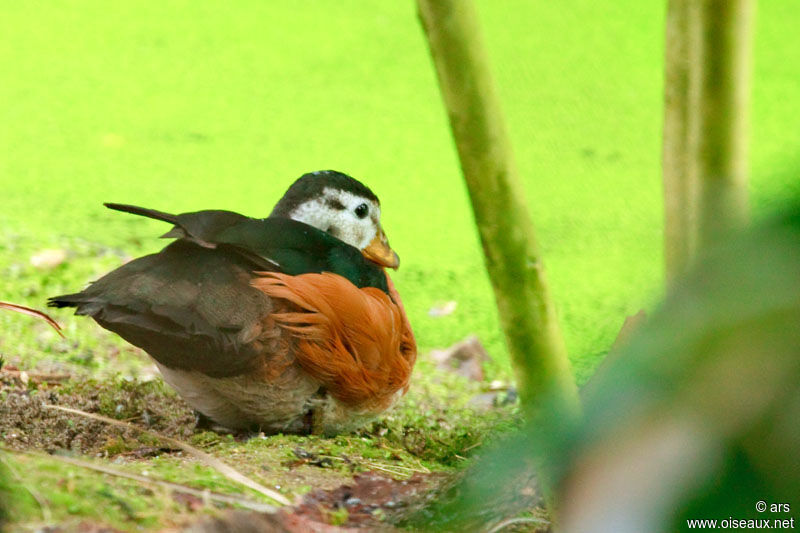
[
  {"left": 416, "top": 0, "right": 580, "bottom": 424},
  {"left": 688, "top": 0, "right": 753, "bottom": 249}
]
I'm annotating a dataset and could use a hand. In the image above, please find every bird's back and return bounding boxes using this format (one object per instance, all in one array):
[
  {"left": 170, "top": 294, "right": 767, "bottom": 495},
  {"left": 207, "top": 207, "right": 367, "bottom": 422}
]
[{"left": 51, "top": 240, "right": 276, "bottom": 378}]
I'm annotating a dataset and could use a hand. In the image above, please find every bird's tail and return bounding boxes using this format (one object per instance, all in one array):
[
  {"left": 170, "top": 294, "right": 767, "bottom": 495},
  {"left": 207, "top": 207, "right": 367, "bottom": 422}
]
[
  {"left": 104, "top": 203, "right": 178, "bottom": 224},
  {"left": 47, "top": 292, "right": 86, "bottom": 309}
]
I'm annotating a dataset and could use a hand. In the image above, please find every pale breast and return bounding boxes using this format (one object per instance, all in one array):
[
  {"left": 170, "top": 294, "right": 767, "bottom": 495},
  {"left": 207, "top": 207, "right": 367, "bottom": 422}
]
[
  {"left": 155, "top": 361, "right": 402, "bottom": 435},
  {"left": 156, "top": 362, "right": 318, "bottom": 433}
]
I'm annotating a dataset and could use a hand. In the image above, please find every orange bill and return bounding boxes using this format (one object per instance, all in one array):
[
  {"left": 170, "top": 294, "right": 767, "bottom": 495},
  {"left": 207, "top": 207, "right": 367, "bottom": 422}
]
[{"left": 362, "top": 228, "right": 400, "bottom": 269}]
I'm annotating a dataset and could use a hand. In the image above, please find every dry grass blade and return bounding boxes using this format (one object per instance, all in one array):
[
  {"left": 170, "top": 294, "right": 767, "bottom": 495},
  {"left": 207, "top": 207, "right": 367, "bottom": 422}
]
[
  {"left": 22, "top": 451, "right": 278, "bottom": 513},
  {"left": 42, "top": 404, "right": 292, "bottom": 506},
  {"left": 485, "top": 516, "right": 550, "bottom": 533},
  {"left": 362, "top": 462, "right": 415, "bottom": 479},
  {"left": 363, "top": 461, "right": 429, "bottom": 474},
  {"left": 1, "top": 370, "right": 71, "bottom": 383},
  {"left": 0, "top": 301, "right": 65, "bottom": 338}
]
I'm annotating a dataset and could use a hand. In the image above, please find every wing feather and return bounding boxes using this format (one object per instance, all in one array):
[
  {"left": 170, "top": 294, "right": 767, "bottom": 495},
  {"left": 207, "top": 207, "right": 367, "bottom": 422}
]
[{"left": 49, "top": 240, "right": 274, "bottom": 377}]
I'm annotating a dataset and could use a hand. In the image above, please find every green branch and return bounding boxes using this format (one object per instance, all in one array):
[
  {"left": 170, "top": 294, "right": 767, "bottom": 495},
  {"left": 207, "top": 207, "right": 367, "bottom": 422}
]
[
  {"left": 416, "top": 0, "right": 579, "bottom": 422},
  {"left": 663, "top": 0, "right": 754, "bottom": 281},
  {"left": 662, "top": 0, "right": 694, "bottom": 283},
  {"left": 688, "top": 0, "right": 753, "bottom": 249}
]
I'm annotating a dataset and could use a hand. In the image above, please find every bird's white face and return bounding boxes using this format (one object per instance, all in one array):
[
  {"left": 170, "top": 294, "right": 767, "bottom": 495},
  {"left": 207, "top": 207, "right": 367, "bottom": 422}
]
[
  {"left": 289, "top": 186, "right": 399, "bottom": 269},
  {"left": 289, "top": 187, "right": 382, "bottom": 250}
]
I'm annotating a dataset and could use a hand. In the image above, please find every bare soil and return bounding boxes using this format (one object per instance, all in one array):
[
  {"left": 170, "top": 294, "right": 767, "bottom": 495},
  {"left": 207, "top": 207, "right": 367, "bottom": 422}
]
[{"left": 1, "top": 368, "right": 195, "bottom": 455}]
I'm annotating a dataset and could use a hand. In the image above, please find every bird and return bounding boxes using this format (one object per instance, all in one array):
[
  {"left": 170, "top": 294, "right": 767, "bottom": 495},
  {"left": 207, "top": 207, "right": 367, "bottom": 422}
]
[{"left": 49, "top": 170, "right": 417, "bottom": 435}]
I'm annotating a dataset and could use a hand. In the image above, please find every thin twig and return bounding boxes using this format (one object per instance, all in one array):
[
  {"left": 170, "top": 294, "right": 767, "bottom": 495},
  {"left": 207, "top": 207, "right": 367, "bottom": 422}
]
[
  {"left": 0, "top": 302, "right": 65, "bottom": 338},
  {"left": 417, "top": 462, "right": 432, "bottom": 474},
  {"left": 485, "top": 516, "right": 550, "bottom": 533},
  {"left": 462, "top": 440, "right": 484, "bottom": 453},
  {"left": 0, "top": 453, "right": 53, "bottom": 522},
  {"left": 362, "top": 461, "right": 427, "bottom": 474},
  {"left": 300, "top": 453, "right": 431, "bottom": 476},
  {"left": 42, "top": 404, "right": 291, "bottom": 506},
  {"left": 362, "top": 462, "right": 414, "bottom": 479},
  {"left": 1, "top": 370, "right": 71, "bottom": 383},
  {"left": 19, "top": 451, "right": 277, "bottom": 513}
]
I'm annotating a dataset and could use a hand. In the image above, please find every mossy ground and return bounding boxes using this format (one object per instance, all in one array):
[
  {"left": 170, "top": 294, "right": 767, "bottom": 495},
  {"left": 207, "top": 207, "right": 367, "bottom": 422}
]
[{"left": 1, "top": 348, "right": 522, "bottom": 531}]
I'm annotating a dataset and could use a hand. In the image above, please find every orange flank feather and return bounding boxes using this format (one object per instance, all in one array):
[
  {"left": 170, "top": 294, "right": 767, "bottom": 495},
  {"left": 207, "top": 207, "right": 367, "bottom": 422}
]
[{"left": 250, "top": 272, "right": 416, "bottom": 411}]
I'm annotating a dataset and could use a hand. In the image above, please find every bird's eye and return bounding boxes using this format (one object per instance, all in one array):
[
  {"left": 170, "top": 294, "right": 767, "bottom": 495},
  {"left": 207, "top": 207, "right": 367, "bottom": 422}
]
[{"left": 354, "top": 203, "right": 369, "bottom": 219}]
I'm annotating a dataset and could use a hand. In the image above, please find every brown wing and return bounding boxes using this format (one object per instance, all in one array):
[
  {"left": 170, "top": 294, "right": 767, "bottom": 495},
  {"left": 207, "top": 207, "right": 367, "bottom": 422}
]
[
  {"left": 50, "top": 240, "right": 278, "bottom": 378},
  {"left": 250, "top": 271, "right": 417, "bottom": 410}
]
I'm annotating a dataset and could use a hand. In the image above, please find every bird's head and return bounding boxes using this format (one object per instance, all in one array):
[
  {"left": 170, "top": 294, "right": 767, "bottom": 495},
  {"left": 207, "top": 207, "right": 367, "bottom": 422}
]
[{"left": 270, "top": 170, "right": 400, "bottom": 269}]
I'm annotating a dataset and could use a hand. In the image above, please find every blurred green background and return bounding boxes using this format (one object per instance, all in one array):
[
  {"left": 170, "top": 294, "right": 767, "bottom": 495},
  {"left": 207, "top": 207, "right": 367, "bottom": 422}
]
[{"left": 2, "top": 1, "right": 799, "bottom": 382}]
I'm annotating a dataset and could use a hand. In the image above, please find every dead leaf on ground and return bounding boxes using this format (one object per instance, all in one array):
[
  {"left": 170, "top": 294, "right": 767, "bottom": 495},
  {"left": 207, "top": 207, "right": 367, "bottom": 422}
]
[
  {"left": 29, "top": 248, "right": 67, "bottom": 270},
  {"left": 290, "top": 472, "right": 441, "bottom": 530},
  {"left": 172, "top": 492, "right": 206, "bottom": 513},
  {"left": 427, "top": 300, "right": 457, "bottom": 317},
  {"left": 429, "top": 335, "right": 490, "bottom": 381},
  {"left": 468, "top": 388, "right": 518, "bottom": 411}
]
